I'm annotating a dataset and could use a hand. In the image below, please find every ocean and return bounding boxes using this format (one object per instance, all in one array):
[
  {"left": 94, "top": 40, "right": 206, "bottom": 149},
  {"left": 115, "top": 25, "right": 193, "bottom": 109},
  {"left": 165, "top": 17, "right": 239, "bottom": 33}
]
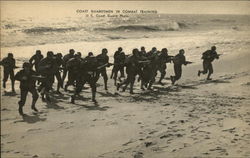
[{"left": 1, "top": 14, "right": 249, "bottom": 48}]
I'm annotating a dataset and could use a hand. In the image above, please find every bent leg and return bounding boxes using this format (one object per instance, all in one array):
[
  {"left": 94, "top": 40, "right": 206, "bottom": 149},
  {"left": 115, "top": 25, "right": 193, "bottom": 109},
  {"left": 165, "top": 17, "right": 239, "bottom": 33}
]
[{"left": 18, "top": 89, "right": 28, "bottom": 115}]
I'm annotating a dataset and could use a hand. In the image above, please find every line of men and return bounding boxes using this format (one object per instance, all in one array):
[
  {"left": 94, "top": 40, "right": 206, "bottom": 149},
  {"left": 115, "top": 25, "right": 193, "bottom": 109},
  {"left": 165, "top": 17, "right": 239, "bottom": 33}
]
[{"left": 0, "top": 46, "right": 220, "bottom": 116}]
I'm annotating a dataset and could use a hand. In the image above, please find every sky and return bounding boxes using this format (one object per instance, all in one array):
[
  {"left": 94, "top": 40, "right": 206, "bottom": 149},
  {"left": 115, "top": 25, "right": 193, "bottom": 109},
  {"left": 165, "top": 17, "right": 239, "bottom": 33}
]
[{"left": 1, "top": 1, "right": 250, "bottom": 20}]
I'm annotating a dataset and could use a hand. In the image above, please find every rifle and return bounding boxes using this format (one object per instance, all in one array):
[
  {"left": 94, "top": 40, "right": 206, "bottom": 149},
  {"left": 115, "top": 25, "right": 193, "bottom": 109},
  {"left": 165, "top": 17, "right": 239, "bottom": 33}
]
[
  {"left": 97, "top": 63, "right": 114, "bottom": 70},
  {"left": 165, "top": 55, "right": 174, "bottom": 63},
  {"left": 31, "top": 75, "right": 46, "bottom": 80},
  {"left": 138, "top": 60, "right": 151, "bottom": 64},
  {"left": 185, "top": 61, "right": 194, "bottom": 64},
  {"left": 14, "top": 66, "right": 20, "bottom": 69}
]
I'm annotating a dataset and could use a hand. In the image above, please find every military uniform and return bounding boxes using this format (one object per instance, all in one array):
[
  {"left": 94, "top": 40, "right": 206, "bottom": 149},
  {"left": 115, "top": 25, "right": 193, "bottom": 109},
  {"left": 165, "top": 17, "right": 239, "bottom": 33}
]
[
  {"left": 145, "top": 53, "right": 160, "bottom": 89},
  {"left": 157, "top": 50, "right": 172, "bottom": 84},
  {"left": 62, "top": 53, "right": 74, "bottom": 85},
  {"left": 29, "top": 53, "right": 44, "bottom": 72},
  {"left": 171, "top": 53, "right": 187, "bottom": 84},
  {"left": 15, "top": 65, "right": 39, "bottom": 115},
  {"left": 71, "top": 56, "right": 100, "bottom": 103},
  {"left": 96, "top": 53, "right": 109, "bottom": 90},
  {"left": 54, "top": 54, "right": 64, "bottom": 92},
  {"left": 112, "top": 51, "right": 125, "bottom": 85},
  {"left": 38, "top": 55, "right": 56, "bottom": 101},
  {"left": 198, "top": 49, "right": 219, "bottom": 80},
  {"left": 0, "top": 56, "right": 16, "bottom": 91},
  {"left": 64, "top": 57, "right": 82, "bottom": 91},
  {"left": 117, "top": 53, "right": 140, "bottom": 94}
]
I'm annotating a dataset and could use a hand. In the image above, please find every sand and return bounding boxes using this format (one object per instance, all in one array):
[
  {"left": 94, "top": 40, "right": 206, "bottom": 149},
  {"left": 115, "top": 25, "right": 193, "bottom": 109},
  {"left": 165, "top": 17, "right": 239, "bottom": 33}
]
[{"left": 1, "top": 25, "right": 250, "bottom": 157}]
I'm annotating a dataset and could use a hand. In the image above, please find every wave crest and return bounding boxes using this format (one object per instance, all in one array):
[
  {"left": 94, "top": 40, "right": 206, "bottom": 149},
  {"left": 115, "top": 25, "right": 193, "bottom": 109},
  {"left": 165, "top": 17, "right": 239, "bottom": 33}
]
[
  {"left": 94, "top": 22, "right": 184, "bottom": 32},
  {"left": 23, "top": 27, "right": 79, "bottom": 34}
]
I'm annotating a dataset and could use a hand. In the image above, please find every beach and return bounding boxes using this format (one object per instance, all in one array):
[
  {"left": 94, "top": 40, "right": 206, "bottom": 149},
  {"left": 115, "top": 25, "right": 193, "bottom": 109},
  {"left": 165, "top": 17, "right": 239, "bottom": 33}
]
[{"left": 1, "top": 14, "right": 250, "bottom": 158}]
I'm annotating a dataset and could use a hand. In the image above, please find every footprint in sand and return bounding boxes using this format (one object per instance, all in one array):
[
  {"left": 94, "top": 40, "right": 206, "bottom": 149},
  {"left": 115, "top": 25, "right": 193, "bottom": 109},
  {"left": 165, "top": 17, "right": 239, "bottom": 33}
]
[
  {"left": 1, "top": 108, "right": 10, "bottom": 111},
  {"left": 122, "top": 140, "right": 134, "bottom": 146},
  {"left": 27, "top": 128, "right": 42, "bottom": 132},
  {"left": 6, "top": 141, "right": 15, "bottom": 144},
  {"left": 59, "top": 122, "right": 74, "bottom": 129},
  {"left": 148, "top": 130, "right": 157, "bottom": 135}
]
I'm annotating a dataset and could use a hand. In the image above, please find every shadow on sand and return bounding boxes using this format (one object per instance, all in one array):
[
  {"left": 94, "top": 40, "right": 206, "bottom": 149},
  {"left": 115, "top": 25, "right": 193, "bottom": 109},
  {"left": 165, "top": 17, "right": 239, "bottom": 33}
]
[
  {"left": 2, "top": 91, "right": 17, "bottom": 96},
  {"left": 14, "top": 114, "right": 47, "bottom": 124},
  {"left": 45, "top": 101, "right": 64, "bottom": 110},
  {"left": 185, "top": 78, "right": 231, "bottom": 87},
  {"left": 75, "top": 102, "right": 110, "bottom": 111}
]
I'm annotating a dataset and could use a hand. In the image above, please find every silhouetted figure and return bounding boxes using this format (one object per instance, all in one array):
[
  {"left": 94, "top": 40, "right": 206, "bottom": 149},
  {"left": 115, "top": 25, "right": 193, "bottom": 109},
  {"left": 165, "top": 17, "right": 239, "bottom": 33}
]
[
  {"left": 0, "top": 53, "right": 16, "bottom": 92},
  {"left": 29, "top": 50, "right": 44, "bottom": 72},
  {"left": 15, "top": 62, "right": 39, "bottom": 115},
  {"left": 96, "top": 48, "right": 109, "bottom": 90},
  {"left": 198, "top": 46, "right": 220, "bottom": 80}
]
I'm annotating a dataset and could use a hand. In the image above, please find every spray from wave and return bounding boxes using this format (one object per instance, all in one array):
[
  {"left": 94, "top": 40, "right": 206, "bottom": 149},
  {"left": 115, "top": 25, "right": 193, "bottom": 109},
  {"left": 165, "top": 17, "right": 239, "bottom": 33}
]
[
  {"left": 23, "top": 27, "right": 80, "bottom": 34},
  {"left": 94, "top": 22, "right": 185, "bottom": 32}
]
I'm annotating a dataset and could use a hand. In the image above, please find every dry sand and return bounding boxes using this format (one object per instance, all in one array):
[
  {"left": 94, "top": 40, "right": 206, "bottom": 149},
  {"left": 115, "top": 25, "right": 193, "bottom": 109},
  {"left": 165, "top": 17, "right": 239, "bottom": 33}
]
[{"left": 1, "top": 28, "right": 250, "bottom": 158}]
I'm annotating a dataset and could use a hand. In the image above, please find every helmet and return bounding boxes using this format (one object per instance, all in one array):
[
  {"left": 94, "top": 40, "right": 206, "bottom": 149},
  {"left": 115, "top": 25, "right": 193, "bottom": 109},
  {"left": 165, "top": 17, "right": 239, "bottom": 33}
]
[
  {"left": 161, "top": 48, "right": 168, "bottom": 53},
  {"left": 47, "top": 51, "right": 54, "bottom": 57},
  {"left": 102, "top": 48, "right": 108, "bottom": 54},
  {"left": 179, "top": 49, "right": 185, "bottom": 54},
  {"left": 132, "top": 48, "right": 139, "bottom": 55},
  {"left": 56, "top": 53, "right": 62, "bottom": 58},
  {"left": 211, "top": 46, "right": 216, "bottom": 51},
  {"left": 36, "top": 50, "right": 41, "bottom": 55},
  {"left": 88, "top": 52, "right": 93, "bottom": 56},
  {"left": 69, "top": 49, "right": 75, "bottom": 54},
  {"left": 118, "top": 47, "right": 123, "bottom": 51},
  {"left": 8, "top": 53, "right": 13, "bottom": 58},
  {"left": 141, "top": 46, "right": 145, "bottom": 50},
  {"left": 23, "top": 62, "right": 31, "bottom": 68}
]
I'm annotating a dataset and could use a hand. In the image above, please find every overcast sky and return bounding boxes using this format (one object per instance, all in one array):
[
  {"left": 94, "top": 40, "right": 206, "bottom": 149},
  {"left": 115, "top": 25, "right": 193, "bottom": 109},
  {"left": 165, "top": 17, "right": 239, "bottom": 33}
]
[{"left": 1, "top": 1, "right": 250, "bottom": 19}]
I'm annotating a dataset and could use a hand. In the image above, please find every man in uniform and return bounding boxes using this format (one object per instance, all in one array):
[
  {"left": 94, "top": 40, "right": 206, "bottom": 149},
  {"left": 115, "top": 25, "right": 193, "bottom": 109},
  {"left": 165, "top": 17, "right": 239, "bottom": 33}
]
[
  {"left": 140, "top": 46, "right": 147, "bottom": 57},
  {"left": 15, "top": 62, "right": 39, "bottom": 115},
  {"left": 96, "top": 48, "right": 109, "bottom": 90},
  {"left": 111, "top": 47, "right": 125, "bottom": 85},
  {"left": 170, "top": 49, "right": 191, "bottom": 85},
  {"left": 71, "top": 54, "right": 100, "bottom": 103},
  {"left": 54, "top": 53, "right": 64, "bottom": 93},
  {"left": 157, "top": 48, "right": 173, "bottom": 85},
  {"left": 198, "top": 46, "right": 220, "bottom": 80},
  {"left": 38, "top": 51, "right": 56, "bottom": 102},
  {"left": 145, "top": 50, "right": 161, "bottom": 90},
  {"left": 0, "top": 53, "right": 16, "bottom": 92},
  {"left": 117, "top": 48, "right": 141, "bottom": 94},
  {"left": 29, "top": 50, "right": 44, "bottom": 72},
  {"left": 64, "top": 52, "right": 82, "bottom": 91},
  {"left": 62, "top": 49, "right": 75, "bottom": 86}
]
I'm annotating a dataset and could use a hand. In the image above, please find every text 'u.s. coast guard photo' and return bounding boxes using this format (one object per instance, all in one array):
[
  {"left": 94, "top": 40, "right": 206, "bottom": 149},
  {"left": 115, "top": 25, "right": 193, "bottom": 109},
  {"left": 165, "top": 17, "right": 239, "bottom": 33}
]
[{"left": 1, "top": 1, "right": 250, "bottom": 158}]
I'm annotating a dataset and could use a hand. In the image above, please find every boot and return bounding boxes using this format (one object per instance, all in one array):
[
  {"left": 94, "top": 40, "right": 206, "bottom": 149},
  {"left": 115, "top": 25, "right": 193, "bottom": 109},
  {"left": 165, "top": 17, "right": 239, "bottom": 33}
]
[
  {"left": 198, "top": 70, "right": 201, "bottom": 77},
  {"left": 70, "top": 96, "right": 75, "bottom": 104},
  {"left": 11, "top": 81, "right": 15, "bottom": 93},
  {"left": 18, "top": 107, "right": 24, "bottom": 116},
  {"left": 170, "top": 76, "right": 176, "bottom": 85},
  {"left": 31, "top": 105, "right": 38, "bottom": 112}
]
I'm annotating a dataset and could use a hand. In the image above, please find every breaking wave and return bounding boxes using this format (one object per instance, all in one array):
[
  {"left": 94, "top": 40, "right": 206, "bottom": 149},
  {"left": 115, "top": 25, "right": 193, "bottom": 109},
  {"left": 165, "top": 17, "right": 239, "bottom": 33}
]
[
  {"left": 23, "top": 27, "right": 80, "bottom": 34},
  {"left": 94, "top": 22, "right": 187, "bottom": 32}
]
